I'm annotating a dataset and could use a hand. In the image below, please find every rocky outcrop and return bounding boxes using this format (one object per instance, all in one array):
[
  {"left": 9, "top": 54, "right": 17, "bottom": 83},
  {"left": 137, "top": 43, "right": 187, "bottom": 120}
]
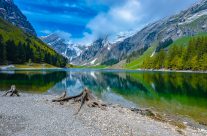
[
  {"left": 0, "top": 0, "right": 36, "bottom": 35},
  {"left": 72, "top": 38, "right": 113, "bottom": 66}
]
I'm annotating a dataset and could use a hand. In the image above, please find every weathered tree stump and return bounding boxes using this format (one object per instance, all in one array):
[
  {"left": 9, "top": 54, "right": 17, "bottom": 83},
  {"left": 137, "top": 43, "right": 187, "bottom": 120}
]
[
  {"left": 52, "top": 88, "right": 107, "bottom": 114},
  {"left": 2, "top": 85, "right": 20, "bottom": 97}
]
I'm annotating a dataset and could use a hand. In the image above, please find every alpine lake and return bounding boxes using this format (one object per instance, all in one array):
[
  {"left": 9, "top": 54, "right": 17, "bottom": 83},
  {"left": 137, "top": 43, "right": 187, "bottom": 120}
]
[{"left": 0, "top": 69, "right": 207, "bottom": 127}]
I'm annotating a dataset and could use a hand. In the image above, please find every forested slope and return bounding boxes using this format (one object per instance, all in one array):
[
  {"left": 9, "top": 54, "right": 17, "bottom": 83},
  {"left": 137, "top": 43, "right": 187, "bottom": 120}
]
[
  {"left": 142, "top": 35, "right": 207, "bottom": 70},
  {"left": 0, "top": 18, "right": 67, "bottom": 67}
]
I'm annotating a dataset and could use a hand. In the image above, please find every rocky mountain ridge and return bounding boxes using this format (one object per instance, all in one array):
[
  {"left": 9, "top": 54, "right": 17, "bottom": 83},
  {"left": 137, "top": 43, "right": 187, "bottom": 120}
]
[
  {"left": 40, "top": 33, "right": 84, "bottom": 60},
  {"left": 0, "top": 0, "right": 36, "bottom": 35},
  {"left": 72, "top": 38, "right": 112, "bottom": 65}
]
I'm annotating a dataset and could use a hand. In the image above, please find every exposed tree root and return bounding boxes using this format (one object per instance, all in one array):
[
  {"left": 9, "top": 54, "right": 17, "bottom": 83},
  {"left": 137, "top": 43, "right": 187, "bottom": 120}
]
[
  {"left": 52, "top": 88, "right": 107, "bottom": 114},
  {"left": 2, "top": 85, "right": 20, "bottom": 97}
]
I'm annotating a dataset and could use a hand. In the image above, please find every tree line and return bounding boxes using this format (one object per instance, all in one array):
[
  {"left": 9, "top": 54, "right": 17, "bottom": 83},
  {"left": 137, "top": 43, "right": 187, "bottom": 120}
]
[
  {"left": 0, "top": 35, "right": 67, "bottom": 67},
  {"left": 142, "top": 36, "right": 207, "bottom": 70}
]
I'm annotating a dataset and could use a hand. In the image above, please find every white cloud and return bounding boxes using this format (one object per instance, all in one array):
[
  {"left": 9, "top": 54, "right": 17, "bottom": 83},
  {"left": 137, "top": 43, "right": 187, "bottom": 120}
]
[
  {"left": 40, "top": 29, "right": 52, "bottom": 35},
  {"left": 81, "top": 0, "right": 143, "bottom": 42},
  {"left": 55, "top": 30, "right": 72, "bottom": 40},
  {"left": 41, "top": 30, "right": 72, "bottom": 41}
]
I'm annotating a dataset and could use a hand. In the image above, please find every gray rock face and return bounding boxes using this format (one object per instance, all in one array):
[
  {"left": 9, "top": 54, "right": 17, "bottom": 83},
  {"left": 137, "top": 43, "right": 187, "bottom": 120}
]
[
  {"left": 41, "top": 33, "right": 84, "bottom": 60},
  {"left": 74, "top": 0, "right": 207, "bottom": 66},
  {"left": 72, "top": 38, "right": 112, "bottom": 66},
  {"left": 0, "top": 0, "right": 36, "bottom": 35}
]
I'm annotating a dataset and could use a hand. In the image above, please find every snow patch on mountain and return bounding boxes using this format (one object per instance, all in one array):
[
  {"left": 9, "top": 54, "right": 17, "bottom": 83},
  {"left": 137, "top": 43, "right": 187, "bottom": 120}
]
[{"left": 90, "top": 58, "right": 97, "bottom": 65}]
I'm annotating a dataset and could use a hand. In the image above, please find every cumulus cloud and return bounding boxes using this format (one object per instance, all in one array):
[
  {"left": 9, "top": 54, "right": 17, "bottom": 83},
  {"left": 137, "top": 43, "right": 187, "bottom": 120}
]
[
  {"left": 81, "top": 0, "right": 143, "bottom": 43},
  {"left": 40, "top": 29, "right": 52, "bottom": 35},
  {"left": 41, "top": 30, "right": 72, "bottom": 41},
  {"left": 55, "top": 30, "right": 72, "bottom": 40}
]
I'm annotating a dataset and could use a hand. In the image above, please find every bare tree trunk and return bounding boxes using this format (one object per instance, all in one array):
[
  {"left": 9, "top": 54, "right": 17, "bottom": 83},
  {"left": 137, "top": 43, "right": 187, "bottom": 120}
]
[
  {"left": 2, "top": 85, "right": 20, "bottom": 97},
  {"left": 52, "top": 88, "right": 107, "bottom": 114}
]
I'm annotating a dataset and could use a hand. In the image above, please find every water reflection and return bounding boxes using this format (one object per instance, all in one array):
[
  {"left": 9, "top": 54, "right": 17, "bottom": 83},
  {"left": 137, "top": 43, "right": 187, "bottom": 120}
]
[
  {"left": 49, "top": 70, "right": 207, "bottom": 124},
  {"left": 0, "top": 71, "right": 67, "bottom": 93}
]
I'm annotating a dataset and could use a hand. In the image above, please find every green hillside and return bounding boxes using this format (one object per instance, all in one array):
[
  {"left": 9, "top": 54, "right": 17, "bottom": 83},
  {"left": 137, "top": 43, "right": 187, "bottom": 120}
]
[
  {"left": 0, "top": 18, "right": 67, "bottom": 67},
  {"left": 142, "top": 35, "right": 207, "bottom": 70},
  {"left": 124, "top": 33, "right": 207, "bottom": 70},
  {"left": 124, "top": 42, "right": 158, "bottom": 69}
]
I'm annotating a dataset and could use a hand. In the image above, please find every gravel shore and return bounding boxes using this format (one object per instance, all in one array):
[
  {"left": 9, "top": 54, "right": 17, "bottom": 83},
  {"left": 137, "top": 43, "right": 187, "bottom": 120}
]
[{"left": 0, "top": 92, "right": 207, "bottom": 136}]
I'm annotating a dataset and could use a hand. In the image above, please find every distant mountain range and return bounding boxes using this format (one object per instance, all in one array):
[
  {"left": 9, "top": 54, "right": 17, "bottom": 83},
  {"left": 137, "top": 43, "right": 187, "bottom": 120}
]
[
  {"left": 41, "top": 30, "right": 136, "bottom": 66},
  {"left": 40, "top": 33, "right": 84, "bottom": 60},
  {"left": 0, "top": 0, "right": 36, "bottom": 36}
]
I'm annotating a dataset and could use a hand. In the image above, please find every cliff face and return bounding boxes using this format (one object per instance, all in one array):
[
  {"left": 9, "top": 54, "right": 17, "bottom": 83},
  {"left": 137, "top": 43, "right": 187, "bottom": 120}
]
[{"left": 0, "top": 0, "right": 36, "bottom": 35}]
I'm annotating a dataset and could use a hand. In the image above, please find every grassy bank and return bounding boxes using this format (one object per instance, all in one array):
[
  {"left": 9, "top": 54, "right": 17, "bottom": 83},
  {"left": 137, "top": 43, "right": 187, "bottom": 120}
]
[
  {"left": 0, "top": 63, "right": 61, "bottom": 71},
  {"left": 14, "top": 63, "right": 57, "bottom": 69}
]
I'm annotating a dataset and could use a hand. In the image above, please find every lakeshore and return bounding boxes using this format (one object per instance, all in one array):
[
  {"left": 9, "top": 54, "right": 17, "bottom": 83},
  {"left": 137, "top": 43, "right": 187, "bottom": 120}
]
[
  {"left": 1, "top": 64, "right": 207, "bottom": 74},
  {"left": 0, "top": 92, "right": 207, "bottom": 136}
]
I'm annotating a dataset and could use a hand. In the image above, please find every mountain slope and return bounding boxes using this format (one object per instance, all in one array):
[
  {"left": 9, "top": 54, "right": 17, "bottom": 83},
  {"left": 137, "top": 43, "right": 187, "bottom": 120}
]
[
  {"left": 109, "top": 0, "right": 207, "bottom": 64},
  {"left": 141, "top": 34, "right": 207, "bottom": 70},
  {"left": 0, "top": 18, "right": 67, "bottom": 67},
  {"left": 74, "top": 0, "right": 207, "bottom": 67},
  {"left": 0, "top": 0, "right": 36, "bottom": 35},
  {"left": 123, "top": 32, "right": 207, "bottom": 69},
  {"left": 72, "top": 38, "right": 112, "bottom": 66}
]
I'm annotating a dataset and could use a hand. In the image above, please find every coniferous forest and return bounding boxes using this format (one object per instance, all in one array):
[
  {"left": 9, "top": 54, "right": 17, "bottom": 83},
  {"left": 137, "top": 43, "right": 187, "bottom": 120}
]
[
  {"left": 142, "top": 36, "right": 207, "bottom": 71},
  {"left": 0, "top": 18, "right": 67, "bottom": 67}
]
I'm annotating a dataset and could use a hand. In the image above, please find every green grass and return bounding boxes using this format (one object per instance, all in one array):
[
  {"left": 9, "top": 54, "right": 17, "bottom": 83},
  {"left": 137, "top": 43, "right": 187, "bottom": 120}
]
[
  {"left": 14, "top": 63, "right": 57, "bottom": 69},
  {"left": 124, "top": 42, "right": 158, "bottom": 69},
  {"left": 169, "top": 32, "right": 207, "bottom": 48},
  {"left": 66, "top": 64, "right": 108, "bottom": 69},
  {"left": 86, "top": 65, "right": 108, "bottom": 69}
]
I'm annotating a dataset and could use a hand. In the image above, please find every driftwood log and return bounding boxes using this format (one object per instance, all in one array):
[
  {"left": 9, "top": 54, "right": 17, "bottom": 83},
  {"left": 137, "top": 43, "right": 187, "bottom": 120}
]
[
  {"left": 2, "top": 85, "right": 20, "bottom": 97},
  {"left": 52, "top": 88, "right": 107, "bottom": 114}
]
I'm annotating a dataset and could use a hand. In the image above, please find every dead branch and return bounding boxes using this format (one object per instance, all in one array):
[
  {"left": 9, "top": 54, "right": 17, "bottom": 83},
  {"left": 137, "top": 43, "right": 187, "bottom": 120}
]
[
  {"left": 52, "top": 91, "right": 83, "bottom": 102},
  {"left": 2, "top": 85, "right": 20, "bottom": 97},
  {"left": 59, "top": 91, "right": 67, "bottom": 99}
]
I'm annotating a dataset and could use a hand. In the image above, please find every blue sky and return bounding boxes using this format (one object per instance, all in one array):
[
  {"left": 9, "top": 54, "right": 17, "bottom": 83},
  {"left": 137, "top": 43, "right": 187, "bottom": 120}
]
[{"left": 14, "top": 0, "right": 198, "bottom": 43}]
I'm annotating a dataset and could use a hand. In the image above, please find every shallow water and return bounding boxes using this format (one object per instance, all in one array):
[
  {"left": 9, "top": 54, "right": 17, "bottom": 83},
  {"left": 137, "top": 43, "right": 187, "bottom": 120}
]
[{"left": 0, "top": 69, "right": 207, "bottom": 125}]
